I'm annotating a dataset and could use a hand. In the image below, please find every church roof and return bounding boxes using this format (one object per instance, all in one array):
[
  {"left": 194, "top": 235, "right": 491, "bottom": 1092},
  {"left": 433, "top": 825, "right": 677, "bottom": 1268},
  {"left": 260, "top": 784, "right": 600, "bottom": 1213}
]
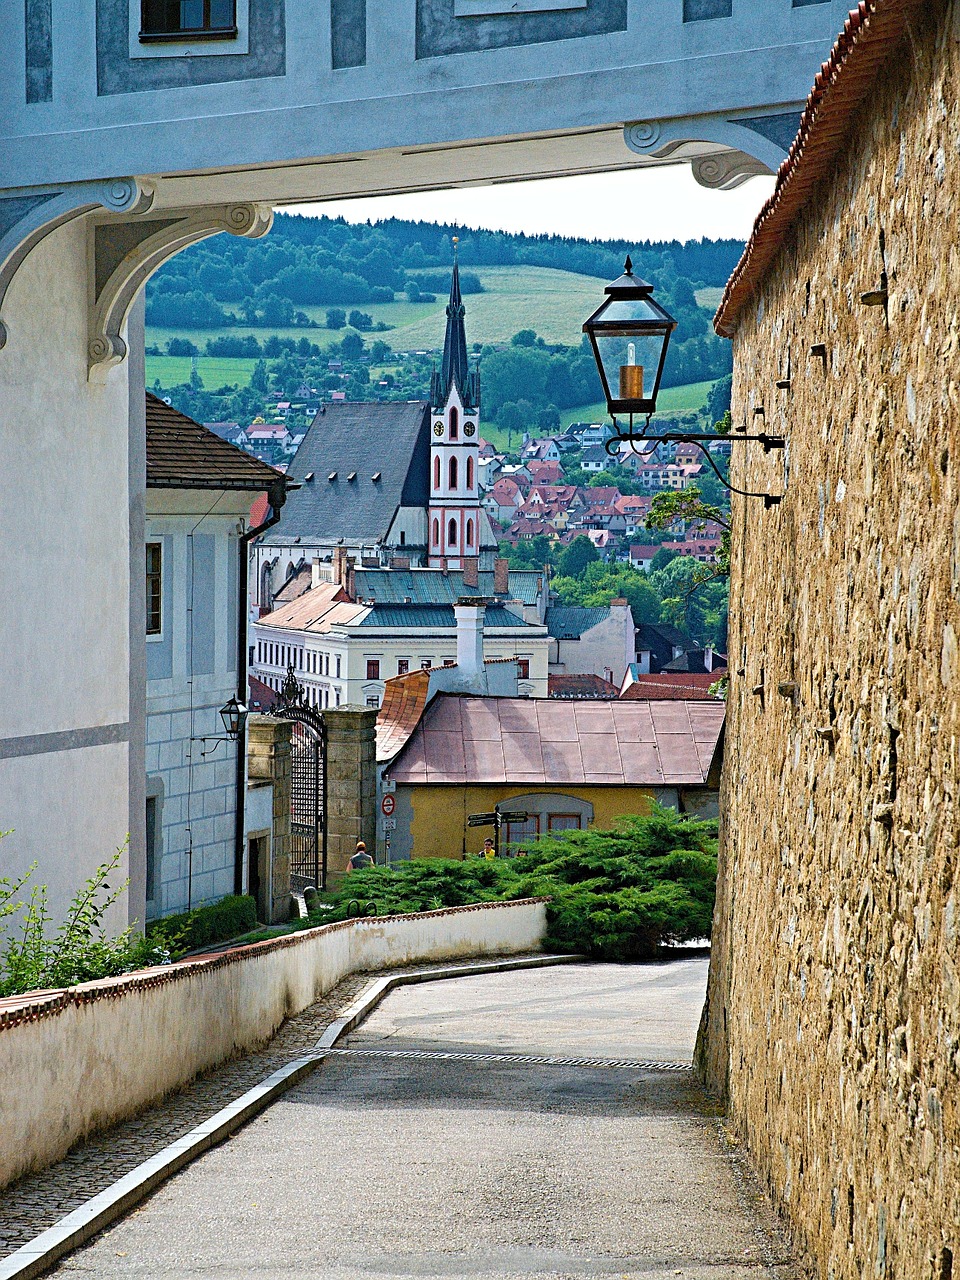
[
  {"left": 352, "top": 567, "right": 544, "bottom": 606},
  {"left": 430, "top": 263, "right": 479, "bottom": 410},
  {"left": 259, "top": 400, "right": 430, "bottom": 546}
]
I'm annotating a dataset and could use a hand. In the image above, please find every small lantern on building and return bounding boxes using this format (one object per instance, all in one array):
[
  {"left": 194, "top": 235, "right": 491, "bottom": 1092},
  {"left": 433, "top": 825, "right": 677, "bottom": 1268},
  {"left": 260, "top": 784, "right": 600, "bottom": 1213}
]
[
  {"left": 218, "top": 694, "right": 248, "bottom": 741},
  {"left": 582, "top": 257, "right": 677, "bottom": 418}
]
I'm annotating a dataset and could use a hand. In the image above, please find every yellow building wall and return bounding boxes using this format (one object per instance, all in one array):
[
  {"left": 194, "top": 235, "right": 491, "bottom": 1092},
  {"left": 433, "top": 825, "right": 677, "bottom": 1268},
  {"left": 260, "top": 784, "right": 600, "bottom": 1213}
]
[{"left": 402, "top": 784, "right": 658, "bottom": 860}]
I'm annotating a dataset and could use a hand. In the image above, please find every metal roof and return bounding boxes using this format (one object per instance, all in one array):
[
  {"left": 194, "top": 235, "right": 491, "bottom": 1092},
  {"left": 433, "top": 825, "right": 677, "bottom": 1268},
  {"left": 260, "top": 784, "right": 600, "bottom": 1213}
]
[
  {"left": 388, "top": 696, "right": 725, "bottom": 787},
  {"left": 545, "top": 606, "right": 611, "bottom": 639},
  {"left": 259, "top": 400, "right": 430, "bottom": 545},
  {"left": 352, "top": 568, "right": 543, "bottom": 606},
  {"left": 359, "top": 604, "right": 535, "bottom": 630}
]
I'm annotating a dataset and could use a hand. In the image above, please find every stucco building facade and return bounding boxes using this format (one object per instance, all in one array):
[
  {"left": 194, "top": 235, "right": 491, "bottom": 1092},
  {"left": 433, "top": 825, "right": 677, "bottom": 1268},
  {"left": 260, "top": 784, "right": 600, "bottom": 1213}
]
[{"left": 700, "top": 4, "right": 959, "bottom": 1277}]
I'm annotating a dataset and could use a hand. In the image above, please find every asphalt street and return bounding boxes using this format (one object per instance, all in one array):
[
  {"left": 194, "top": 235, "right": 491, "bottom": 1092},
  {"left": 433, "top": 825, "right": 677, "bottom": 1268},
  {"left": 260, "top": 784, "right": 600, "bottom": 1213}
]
[{"left": 50, "top": 960, "right": 795, "bottom": 1280}]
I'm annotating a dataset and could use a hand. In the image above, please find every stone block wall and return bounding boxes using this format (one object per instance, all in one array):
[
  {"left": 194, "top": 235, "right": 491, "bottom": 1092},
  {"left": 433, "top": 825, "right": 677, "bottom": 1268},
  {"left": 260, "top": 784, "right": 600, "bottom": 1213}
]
[
  {"left": 247, "top": 715, "right": 293, "bottom": 923},
  {"left": 325, "top": 706, "right": 378, "bottom": 886},
  {"left": 699, "top": 5, "right": 960, "bottom": 1277}
]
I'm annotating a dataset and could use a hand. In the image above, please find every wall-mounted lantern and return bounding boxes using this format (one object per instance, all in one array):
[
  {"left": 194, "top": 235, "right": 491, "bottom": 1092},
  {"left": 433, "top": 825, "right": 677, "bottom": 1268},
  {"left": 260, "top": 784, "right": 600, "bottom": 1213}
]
[
  {"left": 582, "top": 257, "right": 677, "bottom": 418},
  {"left": 192, "top": 694, "right": 249, "bottom": 758},
  {"left": 583, "top": 255, "right": 786, "bottom": 507}
]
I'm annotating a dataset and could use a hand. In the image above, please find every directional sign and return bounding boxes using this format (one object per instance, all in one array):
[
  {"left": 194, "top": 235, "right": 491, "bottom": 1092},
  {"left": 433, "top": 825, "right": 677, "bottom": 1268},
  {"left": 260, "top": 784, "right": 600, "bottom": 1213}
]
[
  {"left": 381, "top": 793, "right": 396, "bottom": 817},
  {"left": 382, "top": 817, "right": 397, "bottom": 831},
  {"left": 467, "top": 812, "right": 498, "bottom": 828}
]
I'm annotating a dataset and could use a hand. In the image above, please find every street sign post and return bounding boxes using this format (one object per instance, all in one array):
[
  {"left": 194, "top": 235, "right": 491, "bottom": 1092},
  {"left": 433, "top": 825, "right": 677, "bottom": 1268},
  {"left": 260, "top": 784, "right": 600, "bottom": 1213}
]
[{"left": 465, "top": 809, "right": 528, "bottom": 858}]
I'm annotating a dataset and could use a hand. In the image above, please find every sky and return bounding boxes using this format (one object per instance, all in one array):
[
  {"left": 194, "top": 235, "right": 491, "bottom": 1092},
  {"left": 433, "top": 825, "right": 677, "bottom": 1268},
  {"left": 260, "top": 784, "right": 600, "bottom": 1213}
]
[{"left": 288, "top": 164, "right": 775, "bottom": 244}]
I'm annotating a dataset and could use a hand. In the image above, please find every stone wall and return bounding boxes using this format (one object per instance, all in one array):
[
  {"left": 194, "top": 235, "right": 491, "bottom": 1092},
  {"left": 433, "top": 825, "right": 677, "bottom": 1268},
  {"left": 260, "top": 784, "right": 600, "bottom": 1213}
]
[
  {"left": 247, "top": 715, "right": 292, "bottom": 923},
  {"left": 699, "top": 6, "right": 960, "bottom": 1279},
  {"left": 325, "top": 705, "right": 378, "bottom": 885}
]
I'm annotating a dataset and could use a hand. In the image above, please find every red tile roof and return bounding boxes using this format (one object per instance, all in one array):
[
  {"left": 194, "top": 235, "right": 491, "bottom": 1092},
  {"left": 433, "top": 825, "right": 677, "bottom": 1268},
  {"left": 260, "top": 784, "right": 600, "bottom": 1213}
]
[
  {"left": 387, "top": 695, "right": 724, "bottom": 787},
  {"left": 620, "top": 673, "right": 725, "bottom": 701},
  {"left": 247, "top": 674, "right": 278, "bottom": 712},
  {"left": 716, "top": 0, "right": 923, "bottom": 337},
  {"left": 548, "top": 674, "right": 621, "bottom": 699},
  {"left": 376, "top": 669, "right": 432, "bottom": 762}
]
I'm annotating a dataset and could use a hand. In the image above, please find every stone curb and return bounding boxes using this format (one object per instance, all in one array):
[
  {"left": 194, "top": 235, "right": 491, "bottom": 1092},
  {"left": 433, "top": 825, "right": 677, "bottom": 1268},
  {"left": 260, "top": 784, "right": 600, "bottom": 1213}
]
[{"left": 0, "top": 952, "right": 582, "bottom": 1280}]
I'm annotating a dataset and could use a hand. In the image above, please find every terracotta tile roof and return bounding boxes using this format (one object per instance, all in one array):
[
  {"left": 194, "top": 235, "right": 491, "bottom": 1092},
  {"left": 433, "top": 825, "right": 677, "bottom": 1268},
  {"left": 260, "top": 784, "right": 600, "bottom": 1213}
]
[
  {"left": 620, "top": 673, "right": 724, "bottom": 701},
  {"left": 146, "top": 394, "right": 287, "bottom": 492},
  {"left": 548, "top": 674, "right": 620, "bottom": 699},
  {"left": 257, "top": 581, "right": 364, "bottom": 633},
  {"left": 376, "top": 669, "right": 432, "bottom": 762},
  {"left": 387, "top": 695, "right": 724, "bottom": 787},
  {"left": 248, "top": 674, "right": 278, "bottom": 712},
  {"left": 716, "top": 0, "right": 924, "bottom": 337}
]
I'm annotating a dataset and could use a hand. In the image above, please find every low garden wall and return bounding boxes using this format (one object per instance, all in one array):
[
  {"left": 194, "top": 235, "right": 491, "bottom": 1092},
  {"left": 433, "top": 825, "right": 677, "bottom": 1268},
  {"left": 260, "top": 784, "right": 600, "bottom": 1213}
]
[{"left": 0, "top": 899, "right": 547, "bottom": 1190}]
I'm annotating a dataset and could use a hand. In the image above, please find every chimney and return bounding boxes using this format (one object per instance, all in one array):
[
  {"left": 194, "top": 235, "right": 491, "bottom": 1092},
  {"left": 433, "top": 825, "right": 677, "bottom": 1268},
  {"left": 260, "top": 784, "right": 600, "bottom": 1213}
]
[
  {"left": 332, "top": 545, "right": 348, "bottom": 586},
  {"left": 390, "top": 555, "right": 410, "bottom": 571},
  {"left": 493, "top": 557, "right": 509, "bottom": 595},
  {"left": 345, "top": 556, "right": 356, "bottom": 602},
  {"left": 311, "top": 557, "right": 322, "bottom": 589},
  {"left": 462, "top": 557, "right": 479, "bottom": 589},
  {"left": 705, "top": 645, "right": 714, "bottom": 672},
  {"left": 454, "top": 600, "right": 485, "bottom": 687}
]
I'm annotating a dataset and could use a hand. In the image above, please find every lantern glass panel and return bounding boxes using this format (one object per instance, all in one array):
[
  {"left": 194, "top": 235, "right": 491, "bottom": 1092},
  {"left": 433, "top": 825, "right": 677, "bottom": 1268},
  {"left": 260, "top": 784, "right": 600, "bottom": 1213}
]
[
  {"left": 593, "top": 297, "right": 665, "bottom": 325},
  {"left": 593, "top": 331, "right": 668, "bottom": 405}
]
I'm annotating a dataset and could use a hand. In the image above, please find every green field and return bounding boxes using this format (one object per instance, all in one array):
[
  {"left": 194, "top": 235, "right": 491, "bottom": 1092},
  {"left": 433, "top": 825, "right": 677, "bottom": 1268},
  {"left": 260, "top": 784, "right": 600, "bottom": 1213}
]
[
  {"left": 145, "top": 354, "right": 259, "bottom": 390},
  {"left": 694, "top": 286, "right": 724, "bottom": 311},
  {"left": 146, "top": 263, "right": 608, "bottom": 362},
  {"left": 556, "top": 380, "right": 716, "bottom": 431}
]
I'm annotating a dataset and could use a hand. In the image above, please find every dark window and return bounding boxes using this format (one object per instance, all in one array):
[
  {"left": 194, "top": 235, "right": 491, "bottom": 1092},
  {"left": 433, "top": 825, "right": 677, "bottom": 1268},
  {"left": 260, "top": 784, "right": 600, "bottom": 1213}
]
[
  {"left": 448, "top": 518, "right": 457, "bottom": 546},
  {"left": 449, "top": 456, "right": 458, "bottom": 489},
  {"left": 432, "top": 518, "right": 440, "bottom": 546},
  {"left": 466, "top": 519, "right": 474, "bottom": 547},
  {"left": 506, "top": 815, "right": 539, "bottom": 847},
  {"left": 682, "top": 0, "right": 731, "bottom": 19},
  {"left": 548, "top": 814, "right": 581, "bottom": 832},
  {"left": 421, "top": 659, "right": 432, "bottom": 670},
  {"left": 443, "top": 658, "right": 456, "bottom": 668},
  {"left": 366, "top": 659, "right": 380, "bottom": 680},
  {"left": 517, "top": 658, "right": 530, "bottom": 680},
  {"left": 433, "top": 455, "right": 441, "bottom": 490},
  {"left": 146, "top": 543, "right": 162, "bottom": 635},
  {"left": 140, "top": 0, "right": 237, "bottom": 40},
  {"left": 398, "top": 659, "right": 409, "bottom": 675},
  {"left": 145, "top": 795, "right": 160, "bottom": 908},
  {"left": 467, "top": 457, "right": 474, "bottom": 489},
  {"left": 449, "top": 407, "right": 459, "bottom": 439},
  {"left": 792, "top": 0, "right": 830, "bottom": 5}
]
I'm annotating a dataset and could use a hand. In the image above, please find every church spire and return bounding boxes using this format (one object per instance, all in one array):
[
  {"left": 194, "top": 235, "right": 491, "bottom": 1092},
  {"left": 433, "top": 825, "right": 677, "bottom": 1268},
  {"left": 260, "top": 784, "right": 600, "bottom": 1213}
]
[{"left": 431, "top": 244, "right": 478, "bottom": 409}]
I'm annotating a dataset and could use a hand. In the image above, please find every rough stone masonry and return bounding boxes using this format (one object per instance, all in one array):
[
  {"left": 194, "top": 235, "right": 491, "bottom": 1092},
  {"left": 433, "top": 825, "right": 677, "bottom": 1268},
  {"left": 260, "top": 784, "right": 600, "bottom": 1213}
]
[{"left": 698, "top": 3, "right": 960, "bottom": 1278}]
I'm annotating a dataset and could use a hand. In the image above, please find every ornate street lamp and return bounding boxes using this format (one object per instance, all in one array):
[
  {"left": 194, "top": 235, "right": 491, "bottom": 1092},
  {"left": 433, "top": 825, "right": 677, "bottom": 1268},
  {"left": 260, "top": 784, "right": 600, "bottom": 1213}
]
[
  {"left": 583, "top": 257, "right": 785, "bottom": 507},
  {"left": 582, "top": 256, "right": 677, "bottom": 418}
]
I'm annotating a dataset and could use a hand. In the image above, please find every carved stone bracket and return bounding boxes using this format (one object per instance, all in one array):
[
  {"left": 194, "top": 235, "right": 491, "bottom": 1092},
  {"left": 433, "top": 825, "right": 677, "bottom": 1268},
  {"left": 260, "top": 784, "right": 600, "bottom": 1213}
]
[
  {"left": 624, "top": 111, "right": 798, "bottom": 189},
  {"left": 87, "top": 203, "right": 273, "bottom": 379},
  {"left": 0, "top": 177, "right": 155, "bottom": 349}
]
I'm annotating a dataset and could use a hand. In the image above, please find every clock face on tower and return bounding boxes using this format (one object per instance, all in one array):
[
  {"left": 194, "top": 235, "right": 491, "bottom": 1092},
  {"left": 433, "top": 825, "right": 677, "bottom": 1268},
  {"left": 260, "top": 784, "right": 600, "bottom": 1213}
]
[
  {"left": 433, "top": 421, "right": 444, "bottom": 436},
  {"left": 464, "top": 421, "right": 476, "bottom": 436}
]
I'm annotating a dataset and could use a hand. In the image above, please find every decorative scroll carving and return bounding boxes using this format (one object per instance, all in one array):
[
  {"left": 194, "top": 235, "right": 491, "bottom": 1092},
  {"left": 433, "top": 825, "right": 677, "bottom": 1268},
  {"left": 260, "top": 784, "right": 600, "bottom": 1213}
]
[
  {"left": 0, "top": 178, "right": 155, "bottom": 350},
  {"left": 692, "top": 151, "right": 771, "bottom": 191},
  {"left": 87, "top": 203, "right": 273, "bottom": 379},
  {"left": 624, "top": 113, "right": 793, "bottom": 189}
]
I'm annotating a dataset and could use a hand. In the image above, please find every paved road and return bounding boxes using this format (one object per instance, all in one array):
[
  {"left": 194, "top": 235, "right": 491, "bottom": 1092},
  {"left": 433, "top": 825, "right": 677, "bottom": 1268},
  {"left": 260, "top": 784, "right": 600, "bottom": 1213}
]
[{"left": 51, "top": 960, "right": 795, "bottom": 1280}]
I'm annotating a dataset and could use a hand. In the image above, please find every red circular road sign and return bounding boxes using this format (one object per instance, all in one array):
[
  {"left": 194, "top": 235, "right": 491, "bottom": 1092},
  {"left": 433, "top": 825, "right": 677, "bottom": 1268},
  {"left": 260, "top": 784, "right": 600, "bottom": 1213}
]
[{"left": 381, "top": 793, "right": 396, "bottom": 817}]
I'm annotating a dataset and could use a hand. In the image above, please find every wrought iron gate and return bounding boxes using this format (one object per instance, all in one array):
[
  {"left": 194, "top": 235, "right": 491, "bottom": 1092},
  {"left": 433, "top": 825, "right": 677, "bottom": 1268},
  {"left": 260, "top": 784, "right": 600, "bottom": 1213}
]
[{"left": 270, "top": 667, "right": 327, "bottom": 891}]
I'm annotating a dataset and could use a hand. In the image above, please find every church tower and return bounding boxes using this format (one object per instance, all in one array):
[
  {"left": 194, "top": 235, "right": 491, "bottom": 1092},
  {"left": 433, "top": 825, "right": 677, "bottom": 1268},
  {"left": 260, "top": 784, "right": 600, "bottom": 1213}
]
[{"left": 428, "top": 256, "right": 488, "bottom": 571}]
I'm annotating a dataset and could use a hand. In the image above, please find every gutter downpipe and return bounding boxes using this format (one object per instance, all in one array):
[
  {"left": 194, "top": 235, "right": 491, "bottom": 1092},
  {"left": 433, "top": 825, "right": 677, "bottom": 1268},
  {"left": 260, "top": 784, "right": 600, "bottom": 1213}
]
[{"left": 234, "top": 479, "right": 289, "bottom": 897}]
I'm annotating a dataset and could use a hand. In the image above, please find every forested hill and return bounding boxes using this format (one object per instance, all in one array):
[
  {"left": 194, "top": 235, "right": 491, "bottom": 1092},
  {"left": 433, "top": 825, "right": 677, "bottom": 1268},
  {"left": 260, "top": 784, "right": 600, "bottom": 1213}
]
[{"left": 147, "top": 212, "right": 742, "bottom": 326}]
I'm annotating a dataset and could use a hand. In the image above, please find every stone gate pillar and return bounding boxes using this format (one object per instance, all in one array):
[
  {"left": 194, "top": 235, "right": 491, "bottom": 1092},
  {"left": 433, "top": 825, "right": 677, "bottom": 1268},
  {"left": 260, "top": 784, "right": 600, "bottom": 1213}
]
[
  {"left": 324, "top": 706, "right": 377, "bottom": 888},
  {"left": 246, "top": 715, "right": 293, "bottom": 922}
]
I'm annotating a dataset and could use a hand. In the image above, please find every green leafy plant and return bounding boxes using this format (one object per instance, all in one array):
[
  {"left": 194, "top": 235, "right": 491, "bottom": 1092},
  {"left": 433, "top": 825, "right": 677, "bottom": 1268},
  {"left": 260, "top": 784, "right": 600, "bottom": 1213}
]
[
  {"left": 145, "top": 894, "right": 257, "bottom": 955},
  {"left": 314, "top": 805, "right": 717, "bottom": 961},
  {"left": 0, "top": 843, "right": 172, "bottom": 997}
]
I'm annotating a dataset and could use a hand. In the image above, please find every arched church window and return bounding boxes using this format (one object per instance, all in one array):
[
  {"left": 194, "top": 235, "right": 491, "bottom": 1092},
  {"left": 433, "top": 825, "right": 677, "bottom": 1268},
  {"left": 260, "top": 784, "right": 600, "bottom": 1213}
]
[
  {"left": 432, "top": 518, "right": 440, "bottom": 546},
  {"left": 448, "top": 518, "right": 457, "bottom": 547},
  {"left": 260, "top": 562, "right": 271, "bottom": 609},
  {"left": 449, "top": 457, "right": 458, "bottom": 489},
  {"left": 466, "top": 456, "right": 474, "bottom": 489},
  {"left": 466, "top": 519, "right": 474, "bottom": 547},
  {"left": 449, "top": 407, "right": 459, "bottom": 439},
  {"left": 433, "top": 455, "right": 441, "bottom": 490}
]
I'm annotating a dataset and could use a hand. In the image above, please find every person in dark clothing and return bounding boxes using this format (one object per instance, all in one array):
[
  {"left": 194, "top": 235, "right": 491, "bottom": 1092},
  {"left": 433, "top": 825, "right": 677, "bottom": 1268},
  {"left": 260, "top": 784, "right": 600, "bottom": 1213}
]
[{"left": 347, "top": 840, "right": 374, "bottom": 872}]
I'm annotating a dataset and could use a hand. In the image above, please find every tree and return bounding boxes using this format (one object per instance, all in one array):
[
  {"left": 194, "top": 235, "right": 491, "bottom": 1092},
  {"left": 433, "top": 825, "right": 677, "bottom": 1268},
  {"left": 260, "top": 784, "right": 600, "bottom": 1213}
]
[
  {"left": 369, "top": 339, "right": 392, "bottom": 363},
  {"left": 251, "top": 359, "right": 270, "bottom": 392},
  {"left": 340, "top": 331, "right": 365, "bottom": 359},
  {"left": 511, "top": 329, "right": 538, "bottom": 347},
  {"left": 349, "top": 309, "right": 373, "bottom": 331},
  {"left": 537, "top": 404, "right": 560, "bottom": 430},
  {"left": 706, "top": 375, "right": 732, "bottom": 424},
  {"left": 650, "top": 547, "right": 678, "bottom": 574},
  {"left": 167, "top": 337, "right": 198, "bottom": 356},
  {"left": 557, "top": 535, "right": 600, "bottom": 579},
  {"left": 326, "top": 307, "right": 346, "bottom": 330}
]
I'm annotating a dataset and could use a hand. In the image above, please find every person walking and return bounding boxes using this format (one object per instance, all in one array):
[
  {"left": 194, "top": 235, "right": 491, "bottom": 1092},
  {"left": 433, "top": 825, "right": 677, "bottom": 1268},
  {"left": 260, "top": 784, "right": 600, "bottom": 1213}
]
[
  {"left": 480, "top": 837, "right": 497, "bottom": 860},
  {"left": 347, "top": 840, "right": 374, "bottom": 872}
]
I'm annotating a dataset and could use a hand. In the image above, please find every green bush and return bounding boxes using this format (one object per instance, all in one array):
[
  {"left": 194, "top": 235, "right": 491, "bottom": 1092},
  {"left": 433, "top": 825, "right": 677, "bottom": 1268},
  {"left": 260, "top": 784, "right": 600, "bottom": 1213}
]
[
  {"left": 314, "top": 805, "right": 717, "bottom": 961},
  {"left": 146, "top": 894, "right": 257, "bottom": 955}
]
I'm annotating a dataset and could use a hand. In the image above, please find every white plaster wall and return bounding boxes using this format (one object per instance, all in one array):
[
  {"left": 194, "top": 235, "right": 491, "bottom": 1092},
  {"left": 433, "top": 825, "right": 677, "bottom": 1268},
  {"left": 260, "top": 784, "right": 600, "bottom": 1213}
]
[
  {"left": 0, "top": 216, "right": 133, "bottom": 932},
  {"left": 550, "top": 605, "right": 635, "bottom": 687},
  {"left": 0, "top": 899, "right": 547, "bottom": 1189}
]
